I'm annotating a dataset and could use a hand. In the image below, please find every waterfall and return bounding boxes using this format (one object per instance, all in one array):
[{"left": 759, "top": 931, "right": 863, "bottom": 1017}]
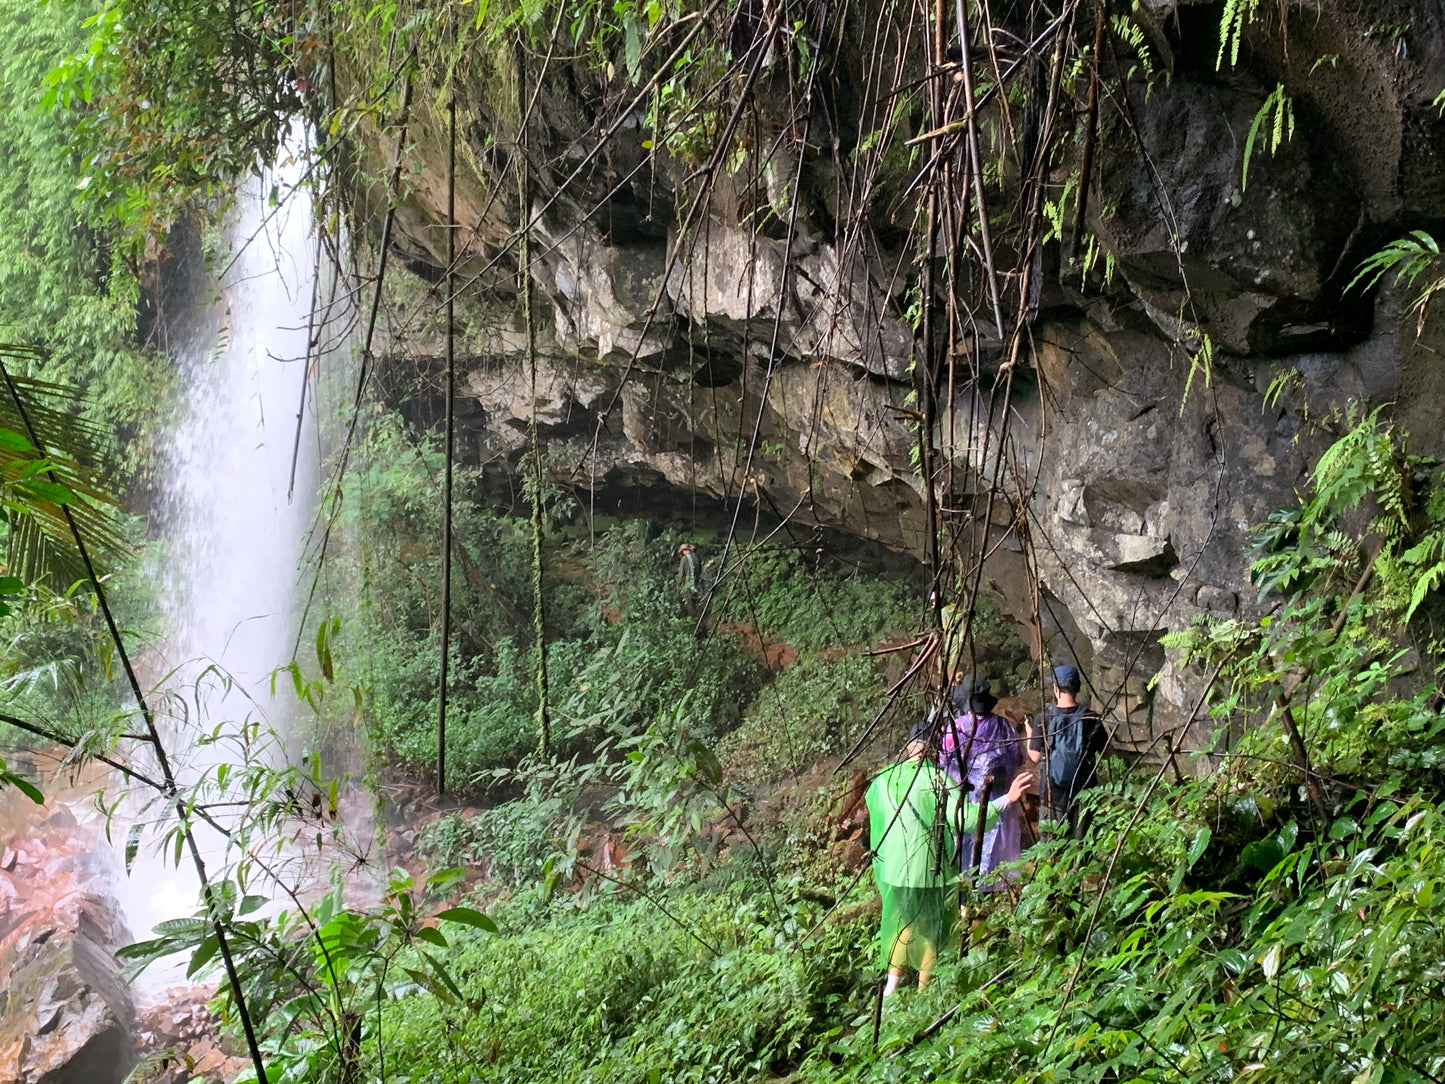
[
  {"left": 113, "top": 142, "right": 335, "bottom": 975},
  {"left": 162, "top": 156, "right": 320, "bottom": 697}
]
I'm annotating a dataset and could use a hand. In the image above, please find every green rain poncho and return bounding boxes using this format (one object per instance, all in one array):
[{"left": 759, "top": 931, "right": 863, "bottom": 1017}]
[{"left": 866, "top": 759, "right": 1001, "bottom": 970}]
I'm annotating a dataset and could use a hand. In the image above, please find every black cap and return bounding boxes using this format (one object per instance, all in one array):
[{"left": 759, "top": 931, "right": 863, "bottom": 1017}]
[
  {"left": 909, "top": 717, "right": 936, "bottom": 743},
  {"left": 952, "top": 675, "right": 998, "bottom": 715}
]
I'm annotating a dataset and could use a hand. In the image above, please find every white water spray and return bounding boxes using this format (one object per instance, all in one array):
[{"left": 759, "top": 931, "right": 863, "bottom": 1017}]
[
  {"left": 114, "top": 146, "right": 335, "bottom": 964},
  {"left": 162, "top": 159, "right": 320, "bottom": 695}
]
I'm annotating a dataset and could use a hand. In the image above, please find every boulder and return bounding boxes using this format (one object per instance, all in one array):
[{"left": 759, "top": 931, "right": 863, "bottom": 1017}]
[
  {"left": 0, "top": 932, "right": 135, "bottom": 1084},
  {"left": 0, "top": 791, "right": 137, "bottom": 1084},
  {"left": 1093, "top": 79, "right": 1361, "bottom": 356}
]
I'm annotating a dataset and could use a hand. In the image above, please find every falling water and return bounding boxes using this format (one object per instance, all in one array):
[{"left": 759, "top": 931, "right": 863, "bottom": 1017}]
[
  {"left": 112, "top": 143, "right": 334, "bottom": 967},
  {"left": 162, "top": 156, "right": 321, "bottom": 697}
]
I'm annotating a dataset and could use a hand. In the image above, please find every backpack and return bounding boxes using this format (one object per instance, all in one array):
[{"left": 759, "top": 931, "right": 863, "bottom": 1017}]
[{"left": 1045, "top": 705, "right": 1098, "bottom": 797}]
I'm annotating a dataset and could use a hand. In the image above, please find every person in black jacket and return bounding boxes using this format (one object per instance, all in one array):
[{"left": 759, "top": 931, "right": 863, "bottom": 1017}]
[{"left": 1025, "top": 665, "right": 1106, "bottom": 840}]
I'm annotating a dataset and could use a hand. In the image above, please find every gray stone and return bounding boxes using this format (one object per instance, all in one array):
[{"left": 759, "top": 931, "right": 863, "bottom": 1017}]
[
  {"left": 0, "top": 934, "right": 136, "bottom": 1084},
  {"left": 1197, "top": 585, "right": 1239, "bottom": 614},
  {"left": 1093, "top": 80, "right": 1360, "bottom": 355},
  {"left": 353, "top": 0, "right": 1445, "bottom": 757}
]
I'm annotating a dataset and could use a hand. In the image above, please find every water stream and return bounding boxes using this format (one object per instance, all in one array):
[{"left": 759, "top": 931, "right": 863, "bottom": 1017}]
[{"left": 0, "top": 144, "right": 347, "bottom": 1048}]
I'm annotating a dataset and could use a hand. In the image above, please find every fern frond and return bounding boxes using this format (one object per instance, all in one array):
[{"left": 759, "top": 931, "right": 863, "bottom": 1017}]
[
  {"left": 1242, "top": 85, "right": 1293, "bottom": 191},
  {"left": 1263, "top": 367, "right": 1302, "bottom": 409},
  {"left": 1217, "top": 0, "right": 1261, "bottom": 70},
  {"left": 1406, "top": 560, "right": 1445, "bottom": 621},
  {"left": 1346, "top": 230, "right": 1441, "bottom": 296}
]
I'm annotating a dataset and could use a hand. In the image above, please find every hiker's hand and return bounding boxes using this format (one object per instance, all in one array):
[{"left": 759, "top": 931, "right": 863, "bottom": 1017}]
[{"left": 1005, "top": 770, "right": 1035, "bottom": 805}]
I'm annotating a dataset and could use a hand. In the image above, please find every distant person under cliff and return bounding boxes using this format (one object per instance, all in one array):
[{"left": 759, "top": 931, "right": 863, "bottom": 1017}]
[
  {"left": 1025, "top": 665, "right": 1106, "bottom": 841},
  {"left": 867, "top": 720, "right": 1033, "bottom": 995},
  {"left": 677, "top": 543, "right": 699, "bottom": 617}
]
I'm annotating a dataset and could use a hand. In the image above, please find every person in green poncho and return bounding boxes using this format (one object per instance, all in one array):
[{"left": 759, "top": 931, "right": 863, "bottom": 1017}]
[{"left": 867, "top": 719, "right": 1034, "bottom": 995}]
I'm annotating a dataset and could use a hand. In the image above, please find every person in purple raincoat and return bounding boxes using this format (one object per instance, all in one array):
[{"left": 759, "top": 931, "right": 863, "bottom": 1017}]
[{"left": 938, "top": 676, "right": 1026, "bottom": 888}]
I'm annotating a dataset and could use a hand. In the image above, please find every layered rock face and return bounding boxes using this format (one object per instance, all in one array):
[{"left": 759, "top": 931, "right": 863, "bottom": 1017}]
[
  {"left": 366, "top": 0, "right": 1445, "bottom": 752},
  {"left": 0, "top": 782, "right": 136, "bottom": 1084}
]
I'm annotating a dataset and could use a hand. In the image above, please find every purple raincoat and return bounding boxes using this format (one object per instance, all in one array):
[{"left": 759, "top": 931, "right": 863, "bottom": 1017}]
[{"left": 939, "top": 712, "right": 1025, "bottom": 887}]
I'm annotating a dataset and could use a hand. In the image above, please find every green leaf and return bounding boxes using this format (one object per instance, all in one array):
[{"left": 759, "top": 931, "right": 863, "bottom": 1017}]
[
  {"left": 1187, "top": 825, "right": 1212, "bottom": 870},
  {"left": 116, "top": 937, "right": 175, "bottom": 961},
  {"left": 1242, "top": 835, "right": 1284, "bottom": 874},
  {"left": 689, "top": 739, "right": 722, "bottom": 785},
  {"left": 435, "top": 906, "right": 498, "bottom": 933},
  {"left": 402, "top": 965, "right": 458, "bottom": 1005},
  {"left": 14, "top": 477, "right": 74, "bottom": 504},
  {"left": 0, "top": 427, "right": 33, "bottom": 451},
  {"left": 152, "top": 917, "right": 210, "bottom": 939},
  {"left": 125, "top": 822, "right": 143, "bottom": 875},
  {"left": 415, "top": 926, "right": 449, "bottom": 948},
  {"left": 426, "top": 867, "right": 467, "bottom": 893},
  {"left": 186, "top": 934, "right": 219, "bottom": 978},
  {"left": 422, "top": 949, "right": 468, "bottom": 1003},
  {"left": 1, "top": 769, "right": 42, "bottom": 804},
  {"left": 316, "top": 616, "right": 336, "bottom": 683},
  {"left": 1260, "top": 942, "right": 1283, "bottom": 980}
]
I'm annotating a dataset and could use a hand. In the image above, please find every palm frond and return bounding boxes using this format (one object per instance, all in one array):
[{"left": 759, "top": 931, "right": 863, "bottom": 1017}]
[{"left": 0, "top": 344, "right": 131, "bottom": 587}]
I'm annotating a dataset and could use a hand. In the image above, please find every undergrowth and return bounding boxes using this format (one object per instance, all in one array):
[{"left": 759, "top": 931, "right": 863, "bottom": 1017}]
[
  {"left": 328, "top": 410, "right": 1445, "bottom": 1084},
  {"left": 335, "top": 412, "right": 954, "bottom": 796}
]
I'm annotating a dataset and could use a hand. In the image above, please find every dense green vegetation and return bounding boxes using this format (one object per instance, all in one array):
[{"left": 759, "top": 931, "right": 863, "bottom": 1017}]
[
  {"left": 170, "top": 408, "right": 1445, "bottom": 1084},
  {"left": 277, "top": 413, "right": 1445, "bottom": 1084},
  {"left": 0, "top": 0, "right": 172, "bottom": 472},
  {"left": 332, "top": 410, "right": 925, "bottom": 792},
  {"left": 8, "top": 2, "right": 1445, "bottom": 1084}
]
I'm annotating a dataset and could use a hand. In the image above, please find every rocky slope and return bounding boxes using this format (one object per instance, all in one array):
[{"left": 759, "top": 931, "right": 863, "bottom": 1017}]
[
  {"left": 355, "top": 0, "right": 1445, "bottom": 752},
  {"left": 0, "top": 778, "right": 136, "bottom": 1084},
  {"left": 0, "top": 763, "right": 246, "bottom": 1084}
]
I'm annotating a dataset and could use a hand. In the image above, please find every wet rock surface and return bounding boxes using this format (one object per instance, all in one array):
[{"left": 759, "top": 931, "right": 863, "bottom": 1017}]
[
  {"left": 0, "top": 767, "right": 251, "bottom": 1084},
  {"left": 0, "top": 782, "right": 136, "bottom": 1084},
  {"left": 132, "top": 985, "right": 249, "bottom": 1084},
  {"left": 355, "top": 0, "right": 1445, "bottom": 756}
]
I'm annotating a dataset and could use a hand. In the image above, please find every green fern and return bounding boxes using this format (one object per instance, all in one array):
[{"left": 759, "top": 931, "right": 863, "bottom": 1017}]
[
  {"left": 1217, "top": 0, "right": 1261, "bottom": 70},
  {"left": 1348, "top": 230, "right": 1445, "bottom": 333},
  {"left": 1395, "top": 481, "right": 1445, "bottom": 620},
  {"left": 1241, "top": 84, "right": 1294, "bottom": 191},
  {"left": 1110, "top": 13, "right": 1156, "bottom": 83},
  {"left": 1262, "top": 366, "right": 1302, "bottom": 409},
  {"left": 1252, "top": 409, "right": 1416, "bottom": 602},
  {"left": 0, "top": 346, "right": 131, "bottom": 587},
  {"left": 1346, "top": 230, "right": 1441, "bottom": 295},
  {"left": 1259, "top": 406, "right": 1445, "bottom": 623},
  {"left": 1307, "top": 406, "right": 1409, "bottom": 534},
  {"left": 1402, "top": 532, "right": 1445, "bottom": 620},
  {"left": 1180, "top": 330, "right": 1213, "bottom": 411}
]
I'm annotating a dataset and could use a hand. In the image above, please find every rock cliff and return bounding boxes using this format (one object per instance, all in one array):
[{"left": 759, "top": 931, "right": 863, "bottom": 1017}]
[{"left": 356, "top": 0, "right": 1445, "bottom": 750}]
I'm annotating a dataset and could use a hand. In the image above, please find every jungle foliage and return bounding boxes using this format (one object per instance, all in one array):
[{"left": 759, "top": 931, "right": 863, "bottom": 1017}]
[
  {"left": 10, "top": 0, "right": 1445, "bottom": 1082},
  {"left": 0, "top": 346, "right": 146, "bottom": 751},
  {"left": 335, "top": 410, "right": 923, "bottom": 793},
  {"left": 0, "top": 0, "right": 172, "bottom": 472},
  {"left": 349, "top": 413, "right": 1445, "bottom": 1084}
]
